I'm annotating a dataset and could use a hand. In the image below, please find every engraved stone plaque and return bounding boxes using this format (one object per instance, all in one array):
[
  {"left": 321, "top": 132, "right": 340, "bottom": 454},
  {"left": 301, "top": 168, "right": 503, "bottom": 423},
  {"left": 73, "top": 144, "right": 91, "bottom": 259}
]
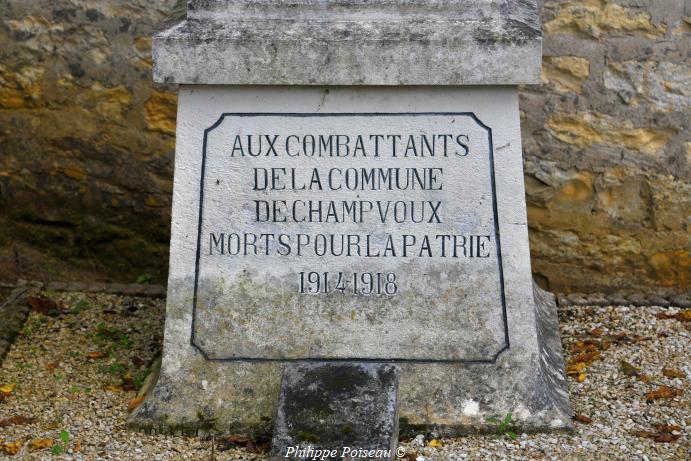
[{"left": 193, "top": 113, "right": 507, "bottom": 361}]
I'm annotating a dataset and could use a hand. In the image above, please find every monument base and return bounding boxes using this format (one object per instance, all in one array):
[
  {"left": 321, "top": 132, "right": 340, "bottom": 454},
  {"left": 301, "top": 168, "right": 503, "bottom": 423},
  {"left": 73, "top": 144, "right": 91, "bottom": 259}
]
[
  {"left": 128, "top": 282, "right": 572, "bottom": 436},
  {"left": 270, "top": 362, "right": 400, "bottom": 460}
]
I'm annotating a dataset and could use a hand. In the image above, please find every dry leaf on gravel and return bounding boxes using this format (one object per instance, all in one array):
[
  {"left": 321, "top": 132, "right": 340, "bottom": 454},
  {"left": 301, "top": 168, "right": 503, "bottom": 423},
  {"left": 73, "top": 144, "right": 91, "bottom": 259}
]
[
  {"left": 655, "top": 424, "right": 682, "bottom": 432},
  {"left": 572, "top": 351, "right": 600, "bottom": 365},
  {"left": 571, "top": 340, "right": 599, "bottom": 353},
  {"left": 26, "top": 295, "right": 58, "bottom": 314},
  {"left": 128, "top": 395, "right": 145, "bottom": 410},
  {"left": 428, "top": 439, "right": 443, "bottom": 447},
  {"left": 87, "top": 351, "right": 108, "bottom": 359},
  {"left": 566, "top": 362, "right": 586, "bottom": 376},
  {"left": 573, "top": 414, "right": 592, "bottom": 424},
  {"left": 632, "top": 424, "right": 682, "bottom": 443},
  {"left": 104, "top": 385, "right": 123, "bottom": 393},
  {"left": 1, "top": 440, "right": 22, "bottom": 455},
  {"left": 29, "top": 438, "right": 53, "bottom": 450},
  {"left": 662, "top": 367, "right": 686, "bottom": 378},
  {"left": 0, "top": 416, "right": 36, "bottom": 427},
  {"left": 0, "top": 383, "right": 16, "bottom": 395},
  {"left": 620, "top": 360, "right": 640, "bottom": 377},
  {"left": 589, "top": 327, "right": 604, "bottom": 336},
  {"left": 656, "top": 310, "right": 691, "bottom": 321},
  {"left": 646, "top": 385, "right": 683, "bottom": 401}
]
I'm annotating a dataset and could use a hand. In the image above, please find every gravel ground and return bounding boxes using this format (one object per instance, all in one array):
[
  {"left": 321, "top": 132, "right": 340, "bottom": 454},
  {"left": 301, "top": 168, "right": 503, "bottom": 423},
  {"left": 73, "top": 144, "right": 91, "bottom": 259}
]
[{"left": 0, "top": 292, "right": 689, "bottom": 460}]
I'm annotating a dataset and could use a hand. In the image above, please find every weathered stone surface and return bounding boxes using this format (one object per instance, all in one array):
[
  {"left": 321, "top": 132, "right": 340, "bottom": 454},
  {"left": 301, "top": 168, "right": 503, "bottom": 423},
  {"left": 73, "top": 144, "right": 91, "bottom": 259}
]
[
  {"left": 128, "top": 85, "right": 572, "bottom": 435},
  {"left": 271, "top": 362, "right": 399, "bottom": 460},
  {"left": 153, "top": 0, "right": 542, "bottom": 85}
]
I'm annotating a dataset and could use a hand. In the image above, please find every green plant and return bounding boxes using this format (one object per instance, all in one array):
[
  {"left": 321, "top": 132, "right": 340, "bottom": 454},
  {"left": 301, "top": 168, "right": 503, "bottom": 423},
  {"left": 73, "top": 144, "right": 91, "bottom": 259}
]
[
  {"left": 95, "top": 323, "right": 132, "bottom": 349},
  {"left": 69, "top": 300, "right": 88, "bottom": 314},
  {"left": 486, "top": 412, "right": 517, "bottom": 440},
  {"left": 136, "top": 273, "right": 152, "bottom": 284},
  {"left": 51, "top": 430, "right": 70, "bottom": 454},
  {"left": 132, "top": 370, "right": 148, "bottom": 389},
  {"left": 106, "top": 363, "right": 126, "bottom": 375}
]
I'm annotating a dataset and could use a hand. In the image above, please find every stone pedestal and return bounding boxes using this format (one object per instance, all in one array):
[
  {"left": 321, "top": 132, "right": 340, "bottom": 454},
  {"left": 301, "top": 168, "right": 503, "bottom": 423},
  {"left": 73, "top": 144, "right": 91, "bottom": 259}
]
[
  {"left": 129, "top": 0, "right": 572, "bottom": 436},
  {"left": 271, "top": 363, "right": 400, "bottom": 460}
]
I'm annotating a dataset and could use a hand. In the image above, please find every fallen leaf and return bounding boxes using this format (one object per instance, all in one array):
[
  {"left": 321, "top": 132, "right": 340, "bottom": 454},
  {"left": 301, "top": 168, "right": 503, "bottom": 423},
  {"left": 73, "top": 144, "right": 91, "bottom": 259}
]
[
  {"left": 227, "top": 435, "right": 250, "bottom": 444},
  {"left": 577, "top": 373, "right": 586, "bottom": 382},
  {"left": 620, "top": 360, "right": 640, "bottom": 377},
  {"left": 29, "top": 438, "right": 53, "bottom": 450},
  {"left": 611, "top": 332, "right": 628, "bottom": 342},
  {"left": 121, "top": 373, "right": 137, "bottom": 391},
  {"left": 632, "top": 424, "right": 681, "bottom": 443},
  {"left": 45, "top": 362, "right": 58, "bottom": 371},
  {"left": 1, "top": 440, "right": 22, "bottom": 455},
  {"left": 104, "top": 385, "right": 123, "bottom": 393},
  {"left": 654, "top": 433, "right": 680, "bottom": 443},
  {"left": 646, "top": 386, "right": 683, "bottom": 401},
  {"left": 246, "top": 439, "right": 257, "bottom": 452},
  {"left": 428, "top": 439, "right": 443, "bottom": 447},
  {"left": 566, "top": 362, "right": 586, "bottom": 376},
  {"left": 589, "top": 327, "right": 604, "bottom": 336},
  {"left": 657, "top": 310, "right": 691, "bottom": 321},
  {"left": 87, "top": 351, "right": 107, "bottom": 360},
  {"left": 572, "top": 351, "right": 600, "bottom": 365},
  {"left": 26, "top": 296, "right": 58, "bottom": 314},
  {"left": 654, "top": 424, "right": 681, "bottom": 432},
  {"left": 218, "top": 435, "right": 252, "bottom": 451},
  {"left": 0, "top": 383, "right": 16, "bottom": 395},
  {"left": 74, "top": 439, "right": 82, "bottom": 452},
  {"left": 573, "top": 414, "right": 592, "bottom": 424},
  {"left": 639, "top": 374, "right": 650, "bottom": 384},
  {"left": 128, "top": 395, "right": 145, "bottom": 410},
  {"left": 632, "top": 430, "right": 657, "bottom": 438},
  {"left": 571, "top": 340, "right": 599, "bottom": 353},
  {"left": 662, "top": 368, "right": 686, "bottom": 379},
  {"left": 0, "top": 416, "right": 36, "bottom": 427}
]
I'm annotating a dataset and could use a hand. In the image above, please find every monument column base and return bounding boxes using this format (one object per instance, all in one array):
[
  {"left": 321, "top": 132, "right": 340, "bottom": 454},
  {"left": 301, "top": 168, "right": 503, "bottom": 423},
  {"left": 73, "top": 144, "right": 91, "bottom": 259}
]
[
  {"left": 131, "top": 0, "right": 572, "bottom": 439},
  {"left": 129, "top": 282, "right": 571, "bottom": 436}
]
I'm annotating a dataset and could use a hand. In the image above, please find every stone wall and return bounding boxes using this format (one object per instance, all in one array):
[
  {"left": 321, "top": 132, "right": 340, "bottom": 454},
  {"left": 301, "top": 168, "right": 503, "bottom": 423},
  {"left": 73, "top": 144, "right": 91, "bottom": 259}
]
[
  {"left": 0, "top": 0, "right": 688, "bottom": 296},
  {"left": 523, "top": 0, "right": 690, "bottom": 298},
  {"left": 0, "top": 0, "right": 182, "bottom": 282}
]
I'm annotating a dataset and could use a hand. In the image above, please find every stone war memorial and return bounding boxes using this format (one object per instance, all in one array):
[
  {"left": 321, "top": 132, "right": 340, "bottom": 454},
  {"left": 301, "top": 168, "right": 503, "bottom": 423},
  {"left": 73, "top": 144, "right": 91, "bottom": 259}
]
[{"left": 129, "top": 0, "right": 573, "bottom": 457}]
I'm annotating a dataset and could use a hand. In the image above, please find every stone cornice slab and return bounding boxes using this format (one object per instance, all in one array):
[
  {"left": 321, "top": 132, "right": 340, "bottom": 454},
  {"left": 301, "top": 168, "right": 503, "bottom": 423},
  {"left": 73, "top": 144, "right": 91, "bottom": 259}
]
[{"left": 153, "top": 0, "right": 542, "bottom": 85}]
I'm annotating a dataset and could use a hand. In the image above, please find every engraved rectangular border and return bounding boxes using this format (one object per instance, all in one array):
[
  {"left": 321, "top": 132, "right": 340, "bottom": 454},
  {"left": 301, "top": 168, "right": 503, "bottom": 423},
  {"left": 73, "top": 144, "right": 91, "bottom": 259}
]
[{"left": 190, "top": 112, "right": 510, "bottom": 364}]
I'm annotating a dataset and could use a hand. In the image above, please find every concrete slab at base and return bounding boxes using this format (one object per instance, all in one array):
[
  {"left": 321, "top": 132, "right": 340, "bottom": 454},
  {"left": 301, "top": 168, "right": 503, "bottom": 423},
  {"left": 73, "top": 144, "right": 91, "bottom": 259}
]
[{"left": 270, "top": 362, "right": 400, "bottom": 460}]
